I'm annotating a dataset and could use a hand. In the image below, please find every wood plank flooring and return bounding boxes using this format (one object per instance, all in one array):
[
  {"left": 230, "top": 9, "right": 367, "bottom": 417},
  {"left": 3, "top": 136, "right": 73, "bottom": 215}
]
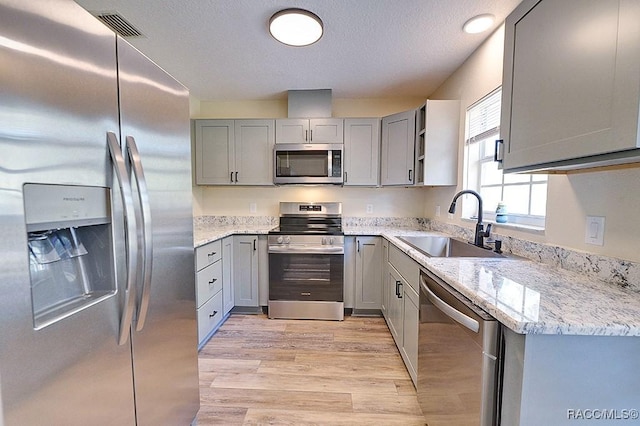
[{"left": 196, "top": 314, "right": 426, "bottom": 425}]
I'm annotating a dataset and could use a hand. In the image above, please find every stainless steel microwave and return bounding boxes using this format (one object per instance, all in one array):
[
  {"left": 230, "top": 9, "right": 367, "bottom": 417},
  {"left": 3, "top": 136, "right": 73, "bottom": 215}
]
[{"left": 274, "top": 143, "right": 343, "bottom": 184}]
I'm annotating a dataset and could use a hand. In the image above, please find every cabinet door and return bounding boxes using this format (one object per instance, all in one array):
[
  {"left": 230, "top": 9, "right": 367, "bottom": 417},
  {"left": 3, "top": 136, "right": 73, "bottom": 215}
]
[
  {"left": 381, "top": 110, "right": 416, "bottom": 185},
  {"left": 275, "top": 118, "right": 309, "bottom": 143},
  {"left": 234, "top": 120, "right": 275, "bottom": 185},
  {"left": 222, "top": 236, "right": 234, "bottom": 315},
  {"left": 194, "top": 119, "right": 234, "bottom": 184},
  {"left": 344, "top": 118, "right": 380, "bottom": 186},
  {"left": 309, "top": 118, "right": 344, "bottom": 144},
  {"left": 354, "top": 237, "right": 382, "bottom": 310},
  {"left": 402, "top": 284, "right": 419, "bottom": 385},
  {"left": 386, "top": 266, "right": 404, "bottom": 347},
  {"left": 501, "top": 0, "right": 640, "bottom": 172},
  {"left": 233, "top": 235, "right": 259, "bottom": 307}
]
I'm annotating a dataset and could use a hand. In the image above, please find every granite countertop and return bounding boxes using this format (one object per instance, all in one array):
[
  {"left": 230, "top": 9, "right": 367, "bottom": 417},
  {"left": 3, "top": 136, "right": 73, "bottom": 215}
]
[
  {"left": 193, "top": 224, "right": 274, "bottom": 247},
  {"left": 193, "top": 224, "right": 640, "bottom": 337}
]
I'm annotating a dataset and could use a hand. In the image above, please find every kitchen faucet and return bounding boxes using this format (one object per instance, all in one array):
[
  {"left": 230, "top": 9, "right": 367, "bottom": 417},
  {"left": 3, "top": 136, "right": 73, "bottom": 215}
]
[{"left": 448, "top": 189, "right": 492, "bottom": 248}]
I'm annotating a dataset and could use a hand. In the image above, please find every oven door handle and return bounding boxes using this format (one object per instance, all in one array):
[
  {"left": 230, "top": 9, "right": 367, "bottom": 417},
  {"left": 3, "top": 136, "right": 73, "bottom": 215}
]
[{"left": 268, "top": 246, "right": 344, "bottom": 255}]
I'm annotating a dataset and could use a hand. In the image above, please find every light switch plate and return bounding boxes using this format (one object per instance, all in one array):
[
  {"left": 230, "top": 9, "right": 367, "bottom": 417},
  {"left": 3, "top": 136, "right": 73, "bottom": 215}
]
[
  {"left": 250, "top": 203, "right": 257, "bottom": 213},
  {"left": 366, "top": 204, "right": 374, "bottom": 214},
  {"left": 585, "top": 216, "right": 605, "bottom": 246}
]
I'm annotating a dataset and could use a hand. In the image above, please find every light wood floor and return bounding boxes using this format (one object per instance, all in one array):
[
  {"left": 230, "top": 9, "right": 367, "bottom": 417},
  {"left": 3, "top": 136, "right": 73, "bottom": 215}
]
[{"left": 196, "top": 314, "right": 427, "bottom": 425}]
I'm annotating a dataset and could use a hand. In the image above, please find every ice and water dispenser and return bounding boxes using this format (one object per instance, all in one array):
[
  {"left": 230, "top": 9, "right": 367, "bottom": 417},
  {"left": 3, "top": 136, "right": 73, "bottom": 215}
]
[{"left": 24, "top": 183, "right": 116, "bottom": 329}]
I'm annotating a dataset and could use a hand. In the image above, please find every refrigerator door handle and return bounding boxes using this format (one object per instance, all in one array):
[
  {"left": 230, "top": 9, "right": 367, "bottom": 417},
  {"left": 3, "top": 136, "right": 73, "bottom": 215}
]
[
  {"left": 126, "top": 136, "right": 153, "bottom": 332},
  {"left": 107, "top": 131, "right": 138, "bottom": 346}
]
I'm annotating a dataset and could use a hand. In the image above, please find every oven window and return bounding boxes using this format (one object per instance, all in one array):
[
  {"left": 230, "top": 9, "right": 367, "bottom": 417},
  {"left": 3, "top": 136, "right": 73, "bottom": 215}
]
[
  {"left": 269, "top": 253, "right": 343, "bottom": 301},
  {"left": 275, "top": 150, "right": 329, "bottom": 177}
]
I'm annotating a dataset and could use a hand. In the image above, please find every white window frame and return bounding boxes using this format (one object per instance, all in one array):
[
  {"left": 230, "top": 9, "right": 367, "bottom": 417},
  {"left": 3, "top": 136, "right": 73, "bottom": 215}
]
[{"left": 464, "top": 88, "right": 547, "bottom": 229}]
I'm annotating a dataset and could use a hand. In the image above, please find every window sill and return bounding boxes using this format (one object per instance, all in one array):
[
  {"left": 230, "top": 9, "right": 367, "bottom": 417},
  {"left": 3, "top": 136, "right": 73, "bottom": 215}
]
[{"left": 461, "top": 217, "right": 545, "bottom": 235}]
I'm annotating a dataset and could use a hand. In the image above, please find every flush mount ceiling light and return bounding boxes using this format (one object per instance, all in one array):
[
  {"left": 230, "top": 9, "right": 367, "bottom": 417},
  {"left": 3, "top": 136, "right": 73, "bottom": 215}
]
[
  {"left": 463, "top": 14, "right": 495, "bottom": 34},
  {"left": 269, "top": 8, "right": 323, "bottom": 47}
]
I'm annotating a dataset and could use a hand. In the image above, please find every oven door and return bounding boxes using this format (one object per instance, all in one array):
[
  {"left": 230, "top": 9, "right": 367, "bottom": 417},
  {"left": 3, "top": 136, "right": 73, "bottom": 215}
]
[{"left": 269, "top": 252, "right": 344, "bottom": 301}]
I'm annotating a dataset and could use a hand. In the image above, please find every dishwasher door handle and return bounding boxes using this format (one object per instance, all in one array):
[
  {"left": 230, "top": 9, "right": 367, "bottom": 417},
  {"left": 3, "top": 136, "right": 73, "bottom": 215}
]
[{"left": 421, "top": 275, "right": 479, "bottom": 333}]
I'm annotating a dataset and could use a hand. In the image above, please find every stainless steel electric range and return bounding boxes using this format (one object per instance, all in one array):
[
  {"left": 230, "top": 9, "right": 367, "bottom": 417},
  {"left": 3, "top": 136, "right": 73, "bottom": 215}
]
[{"left": 268, "top": 202, "right": 344, "bottom": 321}]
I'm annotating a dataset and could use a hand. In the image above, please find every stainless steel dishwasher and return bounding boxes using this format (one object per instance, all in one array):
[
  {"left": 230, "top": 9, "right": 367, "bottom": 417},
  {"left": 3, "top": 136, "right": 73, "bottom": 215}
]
[{"left": 418, "top": 269, "right": 502, "bottom": 426}]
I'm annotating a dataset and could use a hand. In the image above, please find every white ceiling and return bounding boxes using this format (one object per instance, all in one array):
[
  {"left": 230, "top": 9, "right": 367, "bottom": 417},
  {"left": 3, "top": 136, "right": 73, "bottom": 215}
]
[{"left": 74, "top": 0, "right": 522, "bottom": 101}]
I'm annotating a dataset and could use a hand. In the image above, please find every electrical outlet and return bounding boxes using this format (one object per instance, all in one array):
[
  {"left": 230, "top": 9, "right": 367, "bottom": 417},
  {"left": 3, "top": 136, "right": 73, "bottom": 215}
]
[
  {"left": 435, "top": 205, "right": 441, "bottom": 217},
  {"left": 366, "top": 204, "right": 374, "bottom": 214},
  {"left": 585, "top": 216, "right": 605, "bottom": 246},
  {"left": 249, "top": 202, "right": 257, "bottom": 213}
]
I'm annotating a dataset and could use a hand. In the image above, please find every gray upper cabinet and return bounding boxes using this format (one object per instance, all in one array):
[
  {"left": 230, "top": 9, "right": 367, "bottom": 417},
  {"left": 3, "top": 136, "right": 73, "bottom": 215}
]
[
  {"left": 343, "top": 118, "right": 380, "bottom": 186},
  {"left": 194, "top": 119, "right": 274, "bottom": 185},
  {"left": 415, "top": 100, "right": 459, "bottom": 186},
  {"left": 194, "top": 119, "right": 234, "bottom": 185},
  {"left": 381, "top": 110, "right": 416, "bottom": 186},
  {"left": 275, "top": 118, "right": 343, "bottom": 144},
  {"left": 500, "top": 0, "right": 640, "bottom": 173}
]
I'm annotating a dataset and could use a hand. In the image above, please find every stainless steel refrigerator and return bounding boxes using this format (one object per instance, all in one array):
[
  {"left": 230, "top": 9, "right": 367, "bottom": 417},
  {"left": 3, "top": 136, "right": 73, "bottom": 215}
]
[{"left": 0, "top": 0, "right": 200, "bottom": 424}]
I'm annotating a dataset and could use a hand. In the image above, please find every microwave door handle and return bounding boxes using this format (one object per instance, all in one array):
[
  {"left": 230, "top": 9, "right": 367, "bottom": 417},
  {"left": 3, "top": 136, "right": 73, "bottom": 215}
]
[
  {"left": 126, "top": 136, "right": 153, "bottom": 332},
  {"left": 327, "top": 150, "right": 332, "bottom": 178},
  {"left": 107, "top": 132, "right": 138, "bottom": 346}
]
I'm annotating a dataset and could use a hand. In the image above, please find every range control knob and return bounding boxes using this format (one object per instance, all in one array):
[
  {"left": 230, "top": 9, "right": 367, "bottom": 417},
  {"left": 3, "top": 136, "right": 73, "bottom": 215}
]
[
  {"left": 283, "top": 236, "right": 291, "bottom": 244},
  {"left": 276, "top": 236, "right": 284, "bottom": 244},
  {"left": 321, "top": 237, "right": 328, "bottom": 245}
]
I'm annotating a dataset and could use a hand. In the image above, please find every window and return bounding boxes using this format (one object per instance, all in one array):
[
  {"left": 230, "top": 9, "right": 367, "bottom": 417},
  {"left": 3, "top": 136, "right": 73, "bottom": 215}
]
[{"left": 464, "top": 88, "right": 547, "bottom": 228}]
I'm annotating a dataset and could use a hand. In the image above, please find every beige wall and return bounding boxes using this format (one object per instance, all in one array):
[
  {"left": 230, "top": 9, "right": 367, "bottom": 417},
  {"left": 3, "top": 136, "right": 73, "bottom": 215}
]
[
  {"left": 191, "top": 97, "right": 427, "bottom": 218},
  {"left": 193, "top": 186, "right": 426, "bottom": 218},
  {"left": 427, "top": 25, "right": 640, "bottom": 262}
]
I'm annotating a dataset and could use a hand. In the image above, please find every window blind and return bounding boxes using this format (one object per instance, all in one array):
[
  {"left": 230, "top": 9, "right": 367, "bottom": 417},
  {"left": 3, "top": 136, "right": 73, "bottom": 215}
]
[{"left": 467, "top": 89, "right": 501, "bottom": 143}]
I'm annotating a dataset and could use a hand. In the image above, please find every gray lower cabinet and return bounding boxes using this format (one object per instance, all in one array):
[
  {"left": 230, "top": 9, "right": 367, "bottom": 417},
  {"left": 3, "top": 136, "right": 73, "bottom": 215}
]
[
  {"left": 222, "top": 236, "right": 234, "bottom": 315},
  {"left": 354, "top": 236, "right": 383, "bottom": 312},
  {"left": 384, "top": 242, "right": 420, "bottom": 386},
  {"left": 386, "top": 265, "right": 405, "bottom": 346},
  {"left": 195, "top": 239, "right": 224, "bottom": 347},
  {"left": 233, "top": 235, "right": 259, "bottom": 307}
]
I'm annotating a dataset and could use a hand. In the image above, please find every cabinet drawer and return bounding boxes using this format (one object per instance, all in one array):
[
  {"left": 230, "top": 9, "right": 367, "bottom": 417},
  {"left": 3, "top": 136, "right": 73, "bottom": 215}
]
[
  {"left": 196, "top": 260, "right": 223, "bottom": 308},
  {"left": 195, "top": 239, "right": 222, "bottom": 271},
  {"left": 389, "top": 244, "right": 419, "bottom": 292},
  {"left": 197, "top": 290, "right": 223, "bottom": 344}
]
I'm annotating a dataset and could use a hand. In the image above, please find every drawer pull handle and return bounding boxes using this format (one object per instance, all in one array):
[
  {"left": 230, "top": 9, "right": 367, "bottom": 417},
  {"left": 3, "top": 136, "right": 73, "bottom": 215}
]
[
  {"left": 208, "top": 278, "right": 217, "bottom": 285},
  {"left": 209, "top": 310, "right": 218, "bottom": 318},
  {"left": 207, "top": 251, "right": 217, "bottom": 257}
]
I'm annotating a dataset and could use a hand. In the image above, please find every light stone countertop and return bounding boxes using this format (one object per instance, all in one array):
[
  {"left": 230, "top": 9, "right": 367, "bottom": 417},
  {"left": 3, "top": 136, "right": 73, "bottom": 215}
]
[
  {"left": 193, "top": 224, "right": 274, "bottom": 248},
  {"left": 193, "top": 224, "right": 640, "bottom": 337}
]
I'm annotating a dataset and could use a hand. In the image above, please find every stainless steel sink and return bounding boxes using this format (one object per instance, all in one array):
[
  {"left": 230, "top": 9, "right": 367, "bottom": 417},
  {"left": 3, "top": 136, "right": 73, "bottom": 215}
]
[{"left": 398, "top": 235, "right": 508, "bottom": 258}]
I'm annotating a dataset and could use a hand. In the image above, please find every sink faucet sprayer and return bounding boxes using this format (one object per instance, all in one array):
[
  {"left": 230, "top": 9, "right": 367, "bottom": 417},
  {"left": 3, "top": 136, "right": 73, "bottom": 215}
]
[{"left": 448, "top": 190, "right": 492, "bottom": 249}]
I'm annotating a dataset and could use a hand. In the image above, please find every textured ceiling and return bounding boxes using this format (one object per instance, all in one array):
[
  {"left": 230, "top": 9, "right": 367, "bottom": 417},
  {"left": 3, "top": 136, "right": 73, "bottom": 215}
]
[{"left": 74, "top": 0, "right": 521, "bottom": 101}]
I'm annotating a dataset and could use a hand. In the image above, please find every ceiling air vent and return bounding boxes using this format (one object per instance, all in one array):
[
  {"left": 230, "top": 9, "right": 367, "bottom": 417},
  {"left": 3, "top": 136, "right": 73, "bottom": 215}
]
[{"left": 94, "top": 12, "right": 144, "bottom": 38}]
